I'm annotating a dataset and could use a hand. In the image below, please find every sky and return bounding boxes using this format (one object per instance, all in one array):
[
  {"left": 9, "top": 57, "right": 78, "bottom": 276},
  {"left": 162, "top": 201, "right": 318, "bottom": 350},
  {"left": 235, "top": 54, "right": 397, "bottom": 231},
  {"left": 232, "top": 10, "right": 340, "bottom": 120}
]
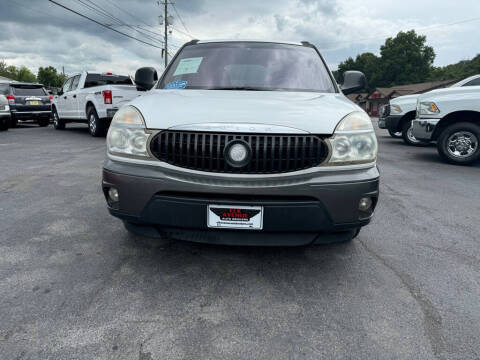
[{"left": 1, "top": 0, "right": 479, "bottom": 77}]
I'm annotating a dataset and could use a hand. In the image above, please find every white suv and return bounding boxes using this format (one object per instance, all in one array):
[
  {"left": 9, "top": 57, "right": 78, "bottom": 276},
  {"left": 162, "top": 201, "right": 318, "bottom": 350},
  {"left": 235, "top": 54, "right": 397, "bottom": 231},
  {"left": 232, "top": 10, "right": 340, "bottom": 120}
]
[{"left": 102, "top": 40, "right": 379, "bottom": 246}]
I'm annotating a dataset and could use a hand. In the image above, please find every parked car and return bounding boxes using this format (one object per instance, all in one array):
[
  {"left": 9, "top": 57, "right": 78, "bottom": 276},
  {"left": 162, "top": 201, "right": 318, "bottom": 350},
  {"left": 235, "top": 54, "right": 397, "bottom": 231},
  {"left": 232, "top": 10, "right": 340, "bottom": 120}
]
[
  {"left": 52, "top": 72, "right": 148, "bottom": 136},
  {"left": 412, "top": 82, "right": 480, "bottom": 165},
  {"left": 0, "top": 82, "right": 52, "bottom": 127},
  {"left": 0, "top": 95, "right": 10, "bottom": 131},
  {"left": 378, "top": 74, "right": 480, "bottom": 146},
  {"left": 102, "top": 40, "right": 379, "bottom": 246}
]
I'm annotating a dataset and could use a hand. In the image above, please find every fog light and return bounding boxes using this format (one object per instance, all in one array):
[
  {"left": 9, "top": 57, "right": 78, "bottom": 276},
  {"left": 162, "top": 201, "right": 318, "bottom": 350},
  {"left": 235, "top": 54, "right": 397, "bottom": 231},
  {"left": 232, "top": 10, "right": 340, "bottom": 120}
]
[
  {"left": 108, "top": 187, "right": 119, "bottom": 202},
  {"left": 359, "top": 197, "right": 372, "bottom": 212}
]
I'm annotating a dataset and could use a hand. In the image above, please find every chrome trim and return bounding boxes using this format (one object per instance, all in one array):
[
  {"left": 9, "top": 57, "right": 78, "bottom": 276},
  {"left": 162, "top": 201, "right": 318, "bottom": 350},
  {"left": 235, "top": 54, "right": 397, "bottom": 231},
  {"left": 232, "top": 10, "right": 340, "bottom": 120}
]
[
  {"left": 167, "top": 123, "right": 310, "bottom": 134},
  {"left": 107, "top": 152, "right": 376, "bottom": 178}
]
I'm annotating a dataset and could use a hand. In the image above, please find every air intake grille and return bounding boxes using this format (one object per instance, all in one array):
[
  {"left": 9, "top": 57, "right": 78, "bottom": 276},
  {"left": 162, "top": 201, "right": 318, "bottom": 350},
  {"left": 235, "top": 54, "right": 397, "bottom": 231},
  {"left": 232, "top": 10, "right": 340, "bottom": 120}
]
[{"left": 149, "top": 131, "right": 329, "bottom": 174}]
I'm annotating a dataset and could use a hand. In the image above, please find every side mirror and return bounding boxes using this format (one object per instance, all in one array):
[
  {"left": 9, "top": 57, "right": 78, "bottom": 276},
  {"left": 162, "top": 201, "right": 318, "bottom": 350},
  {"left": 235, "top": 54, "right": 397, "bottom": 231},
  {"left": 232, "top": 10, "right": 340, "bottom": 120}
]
[
  {"left": 340, "top": 71, "right": 366, "bottom": 95},
  {"left": 135, "top": 67, "right": 158, "bottom": 91},
  {"left": 57, "top": 89, "right": 63, "bottom": 96}
]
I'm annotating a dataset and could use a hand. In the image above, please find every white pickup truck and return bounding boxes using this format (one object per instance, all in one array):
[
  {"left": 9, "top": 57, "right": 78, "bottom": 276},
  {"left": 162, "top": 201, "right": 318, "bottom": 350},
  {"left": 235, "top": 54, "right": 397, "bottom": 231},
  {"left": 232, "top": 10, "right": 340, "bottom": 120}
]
[
  {"left": 379, "top": 74, "right": 480, "bottom": 146},
  {"left": 52, "top": 72, "right": 147, "bottom": 136},
  {"left": 412, "top": 81, "right": 480, "bottom": 165}
]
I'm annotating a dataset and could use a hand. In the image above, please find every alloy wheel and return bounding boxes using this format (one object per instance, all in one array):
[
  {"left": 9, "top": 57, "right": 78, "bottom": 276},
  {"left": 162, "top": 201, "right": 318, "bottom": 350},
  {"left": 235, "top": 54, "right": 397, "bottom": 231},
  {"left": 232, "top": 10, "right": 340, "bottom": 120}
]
[{"left": 446, "top": 131, "right": 478, "bottom": 158}]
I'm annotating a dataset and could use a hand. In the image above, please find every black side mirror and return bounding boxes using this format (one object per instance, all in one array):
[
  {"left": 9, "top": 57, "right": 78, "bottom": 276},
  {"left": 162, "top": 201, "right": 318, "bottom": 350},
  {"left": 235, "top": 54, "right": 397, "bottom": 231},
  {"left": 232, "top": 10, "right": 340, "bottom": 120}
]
[
  {"left": 135, "top": 67, "right": 158, "bottom": 91},
  {"left": 57, "top": 89, "right": 63, "bottom": 96},
  {"left": 340, "top": 71, "right": 366, "bottom": 95}
]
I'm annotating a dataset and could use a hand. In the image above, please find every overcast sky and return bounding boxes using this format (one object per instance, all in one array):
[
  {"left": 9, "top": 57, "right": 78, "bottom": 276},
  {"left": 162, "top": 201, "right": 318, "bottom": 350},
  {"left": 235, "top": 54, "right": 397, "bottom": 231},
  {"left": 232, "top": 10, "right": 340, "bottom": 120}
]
[{"left": 1, "top": 0, "right": 479, "bottom": 77}]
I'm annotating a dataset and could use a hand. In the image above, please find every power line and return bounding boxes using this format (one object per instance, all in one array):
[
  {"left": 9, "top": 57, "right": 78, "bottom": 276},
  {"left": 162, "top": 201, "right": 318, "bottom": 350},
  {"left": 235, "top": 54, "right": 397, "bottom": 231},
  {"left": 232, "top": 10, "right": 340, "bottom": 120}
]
[
  {"left": 171, "top": 3, "right": 195, "bottom": 38},
  {"left": 48, "top": 0, "right": 163, "bottom": 49},
  {"left": 74, "top": 0, "right": 165, "bottom": 46},
  {"left": 171, "top": 25, "right": 194, "bottom": 40}
]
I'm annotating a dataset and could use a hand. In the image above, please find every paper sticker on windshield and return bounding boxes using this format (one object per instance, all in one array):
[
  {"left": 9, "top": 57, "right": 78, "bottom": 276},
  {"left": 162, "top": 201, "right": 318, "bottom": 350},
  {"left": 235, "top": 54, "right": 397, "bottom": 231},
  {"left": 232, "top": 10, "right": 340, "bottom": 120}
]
[
  {"left": 164, "top": 80, "right": 188, "bottom": 89},
  {"left": 173, "top": 57, "right": 203, "bottom": 76}
]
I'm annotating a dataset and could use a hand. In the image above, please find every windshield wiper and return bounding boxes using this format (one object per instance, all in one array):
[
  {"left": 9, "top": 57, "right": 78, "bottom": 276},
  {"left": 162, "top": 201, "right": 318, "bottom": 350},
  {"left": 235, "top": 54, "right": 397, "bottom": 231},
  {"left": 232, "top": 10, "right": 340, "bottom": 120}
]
[{"left": 205, "top": 86, "right": 275, "bottom": 91}]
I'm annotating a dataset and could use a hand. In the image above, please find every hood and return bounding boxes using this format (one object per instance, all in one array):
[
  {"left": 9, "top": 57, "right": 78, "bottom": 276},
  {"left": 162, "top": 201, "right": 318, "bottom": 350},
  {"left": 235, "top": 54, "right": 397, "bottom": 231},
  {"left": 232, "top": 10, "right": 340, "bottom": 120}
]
[
  {"left": 390, "top": 94, "right": 419, "bottom": 104},
  {"left": 419, "top": 86, "right": 480, "bottom": 101},
  {"left": 129, "top": 90, "right": 360, "bottom": 134}
]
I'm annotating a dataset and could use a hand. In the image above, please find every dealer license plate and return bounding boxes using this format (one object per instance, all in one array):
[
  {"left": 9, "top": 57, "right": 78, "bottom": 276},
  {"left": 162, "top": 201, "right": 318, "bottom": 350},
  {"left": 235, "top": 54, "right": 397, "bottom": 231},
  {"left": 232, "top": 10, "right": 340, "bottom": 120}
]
[
  {"left": 29, "top": 101, "right": 39, "bottom": 105},
  {"left": 207, "top": 204, "right": 263, "bottom": 230}
]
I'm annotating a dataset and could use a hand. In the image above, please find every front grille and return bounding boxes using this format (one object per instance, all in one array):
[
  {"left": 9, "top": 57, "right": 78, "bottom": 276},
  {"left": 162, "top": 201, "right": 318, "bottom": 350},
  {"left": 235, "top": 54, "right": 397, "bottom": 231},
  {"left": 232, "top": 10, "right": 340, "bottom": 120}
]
[{"left": 149, "top": 131, "right": 329, "bottom": 174}]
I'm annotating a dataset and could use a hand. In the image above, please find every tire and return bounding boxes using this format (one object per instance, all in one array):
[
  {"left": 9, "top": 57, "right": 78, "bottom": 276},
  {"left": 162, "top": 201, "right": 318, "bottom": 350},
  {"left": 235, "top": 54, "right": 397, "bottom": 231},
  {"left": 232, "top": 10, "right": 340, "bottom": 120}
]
[
  {"left": 313, "top": 228, "right": 360, "bottom": 245},
  {"left": 38, "top": 118, "right": 49, "bottom": 127},
  {"left": 10, "top": 115, "right": 18, "bottom": 128},
  {"left": 52, "top": 107, "right": 65, "bottom": 130},
  {"left": 87, "top": 106, "right": 106, "bottom": 137},
  {"left": 402, "top": 119, "right": 429, "bottom": 146},
  {"left": 437, "top": 122, "right": 480, "bottom": 165},
  {"left": 388, "top": 129, "right": 402, "bottom": 138},
  {"left": 0, "top": 120, "right": 8, "bottom": 131}
]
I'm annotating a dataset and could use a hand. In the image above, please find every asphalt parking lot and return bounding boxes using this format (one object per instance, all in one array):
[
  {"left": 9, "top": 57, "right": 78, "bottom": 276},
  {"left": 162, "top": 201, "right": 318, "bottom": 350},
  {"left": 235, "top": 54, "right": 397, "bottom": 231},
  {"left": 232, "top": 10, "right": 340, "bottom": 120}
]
[{"left": 1, "top": 122, "right": 479, "bottom": 360}]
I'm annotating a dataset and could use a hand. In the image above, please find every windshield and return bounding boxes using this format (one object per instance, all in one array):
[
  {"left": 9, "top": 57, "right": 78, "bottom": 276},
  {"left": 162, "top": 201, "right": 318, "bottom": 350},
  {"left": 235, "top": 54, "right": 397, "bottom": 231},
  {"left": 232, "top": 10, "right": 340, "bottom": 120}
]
[
  {"left": 158, "top": 42, "right": 336, "bottom": 92},
  {"left": 84, "top": 74, "right": 133, "bottom": 88}
]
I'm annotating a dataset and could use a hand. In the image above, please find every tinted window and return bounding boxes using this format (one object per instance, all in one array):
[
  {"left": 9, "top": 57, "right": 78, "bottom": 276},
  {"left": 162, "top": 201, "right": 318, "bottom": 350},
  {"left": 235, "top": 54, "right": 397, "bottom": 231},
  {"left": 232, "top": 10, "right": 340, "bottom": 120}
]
[
  {"left": 159, "top": 42, "right": 336, "bottom": 92},
  {"left": 463, "top": 78, "right": 480, "bottom": 86},
  {"left": 12, "top": 86, "right": 47, "bottom": 96},
  {"left": 62, "top": 78, "right": 73, "bottom": 93},
  {"left": 71, "top": 75, "right": 81, "bottom": 90},
  {"left": 0, "top": 83, "right": 9, "bottom": 95},
  {"left": 84, "top": 74, "right": 132, "bottom": 88}
]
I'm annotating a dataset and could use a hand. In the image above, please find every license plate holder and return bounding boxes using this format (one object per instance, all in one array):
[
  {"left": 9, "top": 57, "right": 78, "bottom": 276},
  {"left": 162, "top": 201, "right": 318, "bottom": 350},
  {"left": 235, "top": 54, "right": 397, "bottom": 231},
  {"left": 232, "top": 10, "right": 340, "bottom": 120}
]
[
  {"left": 29, "top": 101, "right": 39, "bottom": 105},
  {"left": 207, "top": 204, "right": 263, "bottom": 230}
]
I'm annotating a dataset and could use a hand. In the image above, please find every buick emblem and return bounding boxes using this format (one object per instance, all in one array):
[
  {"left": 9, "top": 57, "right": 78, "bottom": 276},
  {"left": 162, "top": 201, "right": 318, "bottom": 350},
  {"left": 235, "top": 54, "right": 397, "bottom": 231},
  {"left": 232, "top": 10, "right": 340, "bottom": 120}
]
[{"left": 224, "top": 140, "right": 251, "bottom": 168}]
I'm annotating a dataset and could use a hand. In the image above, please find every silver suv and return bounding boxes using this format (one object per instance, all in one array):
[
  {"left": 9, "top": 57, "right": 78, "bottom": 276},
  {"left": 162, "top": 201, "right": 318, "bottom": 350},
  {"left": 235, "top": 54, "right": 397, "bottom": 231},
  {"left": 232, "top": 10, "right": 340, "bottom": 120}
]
[{"left": 102, "top": 40, "right": 379, "bottom": 246}]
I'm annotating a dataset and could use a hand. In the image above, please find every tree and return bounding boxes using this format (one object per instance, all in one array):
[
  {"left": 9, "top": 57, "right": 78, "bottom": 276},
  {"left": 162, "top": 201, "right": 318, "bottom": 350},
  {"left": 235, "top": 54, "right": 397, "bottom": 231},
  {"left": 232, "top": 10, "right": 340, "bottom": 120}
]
[
  {"left": 335, "top": 30, "right": 437, "bottom": 92},
  {"left": 15, "top": 66, "right": 37, "bottom": 83},
  {"left": 379, "top": 30, "right": 435, "bottom": 87},
  {"left": 38, "top": 66, "right": 65, "bottom": 87},
  {"left": 0, "top": 61, "right": 36, "bottom": 82}
]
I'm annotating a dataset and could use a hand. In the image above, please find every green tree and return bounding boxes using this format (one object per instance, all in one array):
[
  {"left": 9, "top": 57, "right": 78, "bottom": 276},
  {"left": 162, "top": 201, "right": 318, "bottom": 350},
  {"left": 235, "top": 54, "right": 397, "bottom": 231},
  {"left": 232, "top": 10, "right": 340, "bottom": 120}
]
[
  {"left": 15, "top": 66, "right": 37, "bottom": 82},
  {"left": 0, "top": 61, "right": 36, "bottom": 82},
  {"left": 379, "top": 30, "right": 435, "bottom": 87},
  {"left": 37, "top": 66, "right": 65, "bottom": 87}
]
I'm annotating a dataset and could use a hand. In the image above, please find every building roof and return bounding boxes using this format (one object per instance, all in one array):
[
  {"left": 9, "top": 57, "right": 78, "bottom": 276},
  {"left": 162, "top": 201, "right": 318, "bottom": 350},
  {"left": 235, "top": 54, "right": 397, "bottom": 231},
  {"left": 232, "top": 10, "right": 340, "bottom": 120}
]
[{"left": 368, "top": 79, "right": 457, "bottom": 100}]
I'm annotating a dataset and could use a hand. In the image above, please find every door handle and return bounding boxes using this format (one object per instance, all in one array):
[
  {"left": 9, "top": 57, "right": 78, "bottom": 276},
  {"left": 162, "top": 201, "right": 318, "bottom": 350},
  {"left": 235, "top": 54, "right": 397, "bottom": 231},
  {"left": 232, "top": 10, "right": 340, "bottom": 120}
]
[
  {"left": 73, "top": 95, "right": 77, "bottom": 98},
  {"left": 63, "top": 96, "right": 67, "bottom": 99}
]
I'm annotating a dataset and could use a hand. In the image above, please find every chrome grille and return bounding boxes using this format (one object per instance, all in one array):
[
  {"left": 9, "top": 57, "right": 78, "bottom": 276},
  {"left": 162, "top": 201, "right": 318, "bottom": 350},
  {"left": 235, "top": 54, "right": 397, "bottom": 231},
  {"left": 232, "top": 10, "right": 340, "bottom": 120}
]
[{"left": 149, "top": 131, "right": 329, "bottom": 174}]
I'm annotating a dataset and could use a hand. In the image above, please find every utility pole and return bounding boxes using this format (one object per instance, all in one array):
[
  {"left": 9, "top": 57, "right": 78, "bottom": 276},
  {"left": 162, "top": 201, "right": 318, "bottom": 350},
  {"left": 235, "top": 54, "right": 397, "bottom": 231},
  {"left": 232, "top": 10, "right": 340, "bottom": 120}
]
[
  {"left": 159, "top": 1, "right": 174, "bottom": 68},
  {"left": 164, "top": 1, "right": 168, "bottom": 68}
]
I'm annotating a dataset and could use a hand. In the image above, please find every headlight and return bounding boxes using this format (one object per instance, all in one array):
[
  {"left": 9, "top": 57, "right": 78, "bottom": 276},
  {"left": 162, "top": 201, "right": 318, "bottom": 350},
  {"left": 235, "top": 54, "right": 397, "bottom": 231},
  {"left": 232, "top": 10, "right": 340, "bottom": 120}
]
[
  {"left": 327, "top": 111, "right": 377, "bottom": 165},
  {"left": 390, "top": 104, "right": 402, "bottom": 114},
  {"left": 419, "top": 102, "right": 440, "bottom": 115},
  {"left": 107, "top": 106, "right": 150, "bottom": 158}
]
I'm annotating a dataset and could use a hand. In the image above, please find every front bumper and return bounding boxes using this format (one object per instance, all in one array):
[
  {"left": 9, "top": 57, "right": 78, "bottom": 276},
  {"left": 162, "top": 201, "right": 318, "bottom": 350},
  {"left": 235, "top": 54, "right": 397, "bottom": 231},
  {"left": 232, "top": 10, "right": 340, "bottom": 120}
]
[
  {"left": 378, "top": 115, "right": 402, "bottom": 131},
  {"left": 102, "top": 159, "right": 379, "bottom": 246},
  {"left": 412, "top": 118, "right": 440, "bottom": 141}
]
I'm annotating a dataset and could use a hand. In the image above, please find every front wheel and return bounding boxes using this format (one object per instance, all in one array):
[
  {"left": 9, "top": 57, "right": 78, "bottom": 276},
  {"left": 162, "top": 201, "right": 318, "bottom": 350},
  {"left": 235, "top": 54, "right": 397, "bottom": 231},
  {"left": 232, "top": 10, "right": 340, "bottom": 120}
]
[
  {"left": 402, "top": 120, "right": 429, "bottom": 146},
  {"left": 388, "top": 129, "right": 402, "bottom": 138},
  {"left": 87, "top": 107, "right": 106, "bottom": 137},
  {"left": 0, "top": 119, "right": 8, "bottom": 131},
  {"left": 52, "top": 108, "right": 65, "bottom": 130},
  {"left": 437, "top": 122, "right": 480, "bottom": 165}
]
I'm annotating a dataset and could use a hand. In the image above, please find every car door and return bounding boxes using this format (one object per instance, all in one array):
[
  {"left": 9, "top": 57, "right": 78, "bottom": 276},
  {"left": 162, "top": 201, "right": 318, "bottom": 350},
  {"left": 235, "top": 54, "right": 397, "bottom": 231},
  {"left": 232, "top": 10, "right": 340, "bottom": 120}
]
[
  {"left": 57, "top": 77, "right": 73, "bottom": 118},
  {"left": 68, "top": 75, "right": 81, "bottom": 118}
]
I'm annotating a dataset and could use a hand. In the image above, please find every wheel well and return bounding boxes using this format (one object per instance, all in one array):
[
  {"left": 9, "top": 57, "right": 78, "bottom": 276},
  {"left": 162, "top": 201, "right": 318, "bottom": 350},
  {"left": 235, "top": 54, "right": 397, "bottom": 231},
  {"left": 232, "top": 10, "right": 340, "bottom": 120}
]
[
  {"left": 432, "top": 111, "right": 480, "bottom": 140},
  {"left": 85, "top": 101, "right": 95, "bottom": 117},
  {"left": 397, "top": 111, "right": 416, "bottom": 131},
  {"left": 51, "top": 104, "right": 56, "bottom": 111}
]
